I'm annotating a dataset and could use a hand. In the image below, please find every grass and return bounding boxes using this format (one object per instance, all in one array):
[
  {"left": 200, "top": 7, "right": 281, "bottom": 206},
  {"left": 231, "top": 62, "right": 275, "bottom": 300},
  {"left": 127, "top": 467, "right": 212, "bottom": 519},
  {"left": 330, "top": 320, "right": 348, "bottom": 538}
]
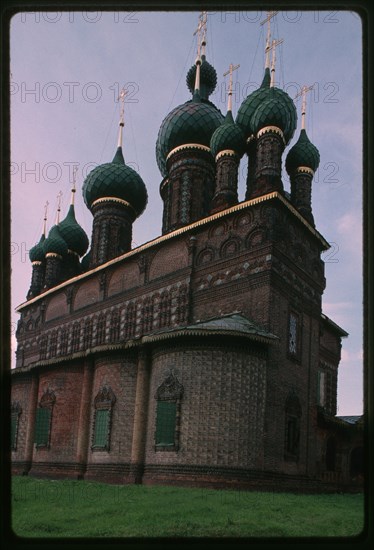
[{"left": 11, "top": 476, "right": 364, "bottom": 538}]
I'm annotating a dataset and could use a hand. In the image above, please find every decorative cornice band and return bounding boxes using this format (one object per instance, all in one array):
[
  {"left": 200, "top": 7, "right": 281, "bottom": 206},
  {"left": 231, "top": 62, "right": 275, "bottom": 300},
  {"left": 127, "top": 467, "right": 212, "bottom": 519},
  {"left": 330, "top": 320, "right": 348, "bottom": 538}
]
[
  {"left": 45, "top": 253, "right": 62, "bottom": 259},
  {"left": 67, "top": 249, "right": 80, "bottom": 258},
  {"left": 31, "top": 261, "right": 43, "bottom": 266},
  {"left": 296, "top": 166, "right": 315, "bottom": 176},
  {"left": 216, "top": 149, "right": 236, "bottom": 161},
  {"left": 166, "top": 143, "right": 211, "bottom": 161},
  {"left": 246, "top": 134, "right": 256, "bottom": 144},
  {"left": 257, "top": 126, "right": 285, "bottom": 144}
]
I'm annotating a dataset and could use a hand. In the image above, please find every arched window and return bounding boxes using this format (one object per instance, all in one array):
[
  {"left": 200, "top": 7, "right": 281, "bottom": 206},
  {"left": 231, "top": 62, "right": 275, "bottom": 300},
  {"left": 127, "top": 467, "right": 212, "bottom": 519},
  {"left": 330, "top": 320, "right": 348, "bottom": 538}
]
[
  {"left": 39, "top": 335, "right": 48, "bottom": 360},
  {"left": 284, "top": 392, "right": 302, "bottom": 460},
  {"left": 155, "top": 373, "right": 183, "bottom": 451},
  {"left": 34, "top": 389, "right": 56, "bottom": 448},
  {"left": 91, "top": 387, "right": 116, "bottom": 451}
]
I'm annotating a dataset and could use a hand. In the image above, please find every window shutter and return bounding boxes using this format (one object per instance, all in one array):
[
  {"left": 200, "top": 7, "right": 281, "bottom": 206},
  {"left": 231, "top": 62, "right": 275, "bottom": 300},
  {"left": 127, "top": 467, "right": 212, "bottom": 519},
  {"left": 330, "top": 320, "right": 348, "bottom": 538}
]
[
  {"left": 93, "top": 409, "right": 110, "bottom": 448},
  {"left": 34, "top": 408, "right": 51, "bottom": 447},
  {"left": 156, "top": 401, "right": 176, "bottom": 446}
]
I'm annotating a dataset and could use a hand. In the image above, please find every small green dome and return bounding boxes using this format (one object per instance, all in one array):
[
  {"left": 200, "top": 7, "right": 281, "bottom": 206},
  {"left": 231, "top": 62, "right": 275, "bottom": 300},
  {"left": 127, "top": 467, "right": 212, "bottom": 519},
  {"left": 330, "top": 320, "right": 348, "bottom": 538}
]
[
  {"left": 81, "top": 250, "right": 91, "bottom": 271},
  {"left": 186, "top": 55, "right": 217, "bottom": 100},
  {"left": 210, "top": 110, "right": 246, "bottom": 158},
  {"left": 251, "top": 93, "right": 291, "bottom": 136},
  {"left": 286, "top": 129, "right": 320, "bottom": 174},
  {"left": 82, "top": 147, "right": 148, "bottom": 216},
  {"left": 236, "top": 69, "right": 271, "bottom": 138},
  {"left": 156, "top": 97, "right": 224, "bottom": 177},
  {"left": 236, "top": 69, "right": 297, "bottom": 144},
  {"left": 29, "top": 234, "right": 45, "bottom": 262},
  {"left": 59, "top": 204, "right": 89, "bottom": 257},
  {"left": 43, "top": 225, "right": 68, "bottom": 257}
]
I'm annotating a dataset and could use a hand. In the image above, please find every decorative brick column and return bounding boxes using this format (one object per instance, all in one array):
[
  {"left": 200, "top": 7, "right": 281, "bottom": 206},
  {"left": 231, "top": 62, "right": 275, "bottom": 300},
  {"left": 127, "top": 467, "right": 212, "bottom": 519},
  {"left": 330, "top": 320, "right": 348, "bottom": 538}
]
[
  {"left": 27, "top": 261, "right": 45, "bottom": 299},
  {"left": 44, "top": 253, "right": 63, "bottom": 289},
  {"left": 211, "top": 151, "right": 239, "bottom": 213},
  {"left": 290, "top": 167, "right": 315, "bottom": 226},
  {"left": 128, "top": 348, "right": 151, "bottom": 483},
  {"left": 23, "top": 373, "right": 39, "bottom": 474},
  {"left": 250, "top": 127, "right": 285, "bottom": 199},
  {"left": 76, "top": 358, "right": 94, "bottom": 478}
]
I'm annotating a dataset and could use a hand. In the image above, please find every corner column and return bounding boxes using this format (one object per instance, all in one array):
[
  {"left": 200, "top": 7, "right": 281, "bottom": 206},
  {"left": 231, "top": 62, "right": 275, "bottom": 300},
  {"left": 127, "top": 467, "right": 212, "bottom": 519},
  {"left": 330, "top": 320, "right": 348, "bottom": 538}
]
[
  {"left": 76, "top": 358, "right": 94, "bottom": 478},
  {"left": 127, "top": 348, "right": 151, "bottom": 483},
  {"left": 24, "top": 373, "right": 39, "bottom": 474}
]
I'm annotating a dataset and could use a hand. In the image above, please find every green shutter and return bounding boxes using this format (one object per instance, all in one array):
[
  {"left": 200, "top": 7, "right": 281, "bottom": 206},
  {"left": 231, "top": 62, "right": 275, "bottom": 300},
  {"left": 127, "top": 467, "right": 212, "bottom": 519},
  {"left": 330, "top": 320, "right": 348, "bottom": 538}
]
[
  {"left": 34, "top": 408, "right": 51, "bottom": 447},
  {"left": 155, "top": 401, "right": 176, "bottom": 446},
  {"left": 11, "top": 413, "right": 18, "bottom": 450},
  {"left": 93, "top": 409, "right": 110, "bottom": 448}
]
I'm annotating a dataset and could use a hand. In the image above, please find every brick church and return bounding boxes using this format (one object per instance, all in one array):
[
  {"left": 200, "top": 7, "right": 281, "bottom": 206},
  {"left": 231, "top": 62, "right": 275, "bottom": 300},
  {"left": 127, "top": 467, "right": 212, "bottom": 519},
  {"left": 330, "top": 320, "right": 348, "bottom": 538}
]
[{"left": 11, "top": 13, "right": 363, "bottom": 491}]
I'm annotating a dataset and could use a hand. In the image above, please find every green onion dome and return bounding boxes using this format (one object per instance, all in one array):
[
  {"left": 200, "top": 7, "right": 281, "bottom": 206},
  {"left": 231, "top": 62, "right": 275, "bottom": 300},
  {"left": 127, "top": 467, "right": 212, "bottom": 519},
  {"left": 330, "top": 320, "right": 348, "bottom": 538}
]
[
  {"left": 156, "top": 95, "right": 224, "bottom": 177},
  {"left": 58, "top": 205, "right": 89, "bottom": 257},
  {"left": 251, "top": 88, "right": 291, "bottom": 137},
  {"left": 186, "top": 55, "right": 217, "bottom": 100},
  {"left": 236, "top": 69, "right": 271, "bottom": 139},
  {"left": 43, "top": 225, "right": 68, "bottom": 257},
  {"left": 81, "top": 250, "right": 91, "bottom": 271},
  {"left": 210, "top": 110, "right": 246, "bottom": 158},
  {"left": 285, "top": 129, "right": 320, "bottom": 174},
  {"left": 29, "top": 234, "right": 45, "bottom": 262},
  {"left": 236, "top": 68, "right": 297, "bottom": 144},
  {"left": 82, "top": 147, "right": 148, "bottom": 217}
]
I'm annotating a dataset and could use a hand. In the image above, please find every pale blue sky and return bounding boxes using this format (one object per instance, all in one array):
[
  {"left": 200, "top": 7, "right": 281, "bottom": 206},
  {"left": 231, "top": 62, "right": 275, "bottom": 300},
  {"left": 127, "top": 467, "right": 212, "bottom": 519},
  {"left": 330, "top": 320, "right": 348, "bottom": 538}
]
[{"left": 10, "top": 10, "right": 363, "bottom": 415}]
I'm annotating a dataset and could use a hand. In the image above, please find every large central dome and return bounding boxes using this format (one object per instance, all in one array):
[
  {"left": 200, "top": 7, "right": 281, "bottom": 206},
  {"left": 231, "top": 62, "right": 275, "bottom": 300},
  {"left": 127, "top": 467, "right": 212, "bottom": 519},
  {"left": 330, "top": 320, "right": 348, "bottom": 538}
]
[{"left": 156, "top": 98, "right": 224, "bottom": 177}]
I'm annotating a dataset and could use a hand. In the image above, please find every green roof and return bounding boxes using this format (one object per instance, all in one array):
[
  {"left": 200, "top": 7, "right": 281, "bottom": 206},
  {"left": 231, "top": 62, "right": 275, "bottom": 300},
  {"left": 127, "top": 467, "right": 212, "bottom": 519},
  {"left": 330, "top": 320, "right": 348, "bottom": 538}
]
[
  {"left": 43, "top": 225, "right": 68, "bottom": 256},
  {"left": 236, "top": 68, "right": 297, "bottom": 144},
  {"left": 210, "top": 110, "right": 246, "bottom": 158},
  {"left": 156, "top": 97, "right": 224, "bottom": 176},
  {"left": 285, "top": 129, "right": 320, "bottom": 173},
  {"left": 186, "top": 55, "right": 217, "bottom": 100},
  {"left": 82, "top": 147, "right": 148, "bottom": 216},
  {"left": 29, "top": 234, "right": 45, "bottom": 262},
  {"left": 59, "top": 204, "right": 89, "bottom": 257}
]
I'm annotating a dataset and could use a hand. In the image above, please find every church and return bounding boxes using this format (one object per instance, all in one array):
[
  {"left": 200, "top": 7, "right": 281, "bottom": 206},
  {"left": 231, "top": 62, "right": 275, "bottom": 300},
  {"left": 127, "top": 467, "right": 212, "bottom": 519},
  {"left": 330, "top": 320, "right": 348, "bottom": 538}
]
[{"left": 11, "top": 13, "right": 363, "bottom": 491}]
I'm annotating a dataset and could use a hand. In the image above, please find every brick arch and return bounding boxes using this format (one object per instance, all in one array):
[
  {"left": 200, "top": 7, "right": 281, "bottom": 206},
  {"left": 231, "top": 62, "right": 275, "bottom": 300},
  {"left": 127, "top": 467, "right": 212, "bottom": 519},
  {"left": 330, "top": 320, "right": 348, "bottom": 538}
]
[
  {"left": 73, "top": 279, "right": 100, "bottom": 310},
  {"left": 45, "top": 293, "right": 68, "bottom": 321},
  {"left": 107, "top": 261, "right": 140, "bottom": 297},
  {"left": 233, "top": 211, "right": 253, "bottom": 229},
  {"left": 245, "top": 228, "right": 265, "bottom": 249},
  {"left": 195, "top": 246, "right": 215, "bottom": 266},
  {"left": 149, "top": 240, "right": 188, "bottom": 280},
  {"left": 208, "top": 221, "right": 228, "bottom": 238},
  {"left": 220, "top": 237, "right": 241, "bottom": 258}
]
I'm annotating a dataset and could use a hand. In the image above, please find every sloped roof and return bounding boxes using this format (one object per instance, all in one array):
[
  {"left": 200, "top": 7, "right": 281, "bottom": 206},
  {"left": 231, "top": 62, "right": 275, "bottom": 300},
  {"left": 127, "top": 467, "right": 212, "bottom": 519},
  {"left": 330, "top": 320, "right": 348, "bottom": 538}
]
[{"left": 143, "top": 313, "right": 278, "bottom": 345}]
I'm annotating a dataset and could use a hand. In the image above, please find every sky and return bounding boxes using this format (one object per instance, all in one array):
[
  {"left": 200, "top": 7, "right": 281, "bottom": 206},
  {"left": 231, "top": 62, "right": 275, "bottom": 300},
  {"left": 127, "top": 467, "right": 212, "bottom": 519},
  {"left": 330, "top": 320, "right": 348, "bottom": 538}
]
[{"left": 10, "top": 10, "right": 363, "bottom": 415}]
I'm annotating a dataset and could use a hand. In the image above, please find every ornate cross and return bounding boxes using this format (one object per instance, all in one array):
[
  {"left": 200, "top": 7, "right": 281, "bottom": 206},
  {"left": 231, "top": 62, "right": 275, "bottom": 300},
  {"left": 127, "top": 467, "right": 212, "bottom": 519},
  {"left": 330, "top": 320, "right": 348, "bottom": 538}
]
[
  {"left": 260, "top": 11, "right": 279, "bottom": 69},
  {"left": 223, "top": 63, "right": 240, "bottom": 112},
  {"left": 295, "top": 85, "right": 314, "bottom": 129}
]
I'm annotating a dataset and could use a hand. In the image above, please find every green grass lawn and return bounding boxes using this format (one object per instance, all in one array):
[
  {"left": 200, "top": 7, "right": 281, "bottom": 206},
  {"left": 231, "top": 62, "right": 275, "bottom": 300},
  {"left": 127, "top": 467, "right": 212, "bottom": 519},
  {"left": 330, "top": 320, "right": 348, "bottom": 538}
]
[{"left": 11, "top": 476, "right": 364, "bottom": 538}]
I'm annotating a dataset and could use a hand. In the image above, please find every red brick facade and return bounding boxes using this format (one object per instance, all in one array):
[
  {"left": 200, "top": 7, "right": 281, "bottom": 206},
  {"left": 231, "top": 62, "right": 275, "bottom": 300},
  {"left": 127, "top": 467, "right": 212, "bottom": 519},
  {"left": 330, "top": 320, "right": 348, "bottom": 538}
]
[{"left": 12, "top": 192, "right": 363, "bottom": 491}]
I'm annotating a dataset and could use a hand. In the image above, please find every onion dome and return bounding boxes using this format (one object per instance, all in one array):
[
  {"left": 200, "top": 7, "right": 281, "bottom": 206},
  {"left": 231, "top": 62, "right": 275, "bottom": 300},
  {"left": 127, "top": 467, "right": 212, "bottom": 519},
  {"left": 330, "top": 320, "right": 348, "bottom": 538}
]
[
  {"left": 186, "top": 55, "right": 217, "bottom": 100},
  {"left": 251, "top": 87, "right": 291, "bottom": 136},
  {"left": 29, "top": 234, "right": 45, "bottom": 262},
  {"left": 210, "top": 110, "right": 246, "bottom": 158},
  {"left": 156, "top": 97, "right": 224, "bottom": 177},
  {"left": 286, "top": 129, "right": 320, "bottom": 174},
  {"left": 82, "top": 146, "right": 148, "bottom": 217},
  {"left": 236, "top": 68, "right": 271, "bottom": 139},
  {"left": 59, "top": 205, "right": 89, "bottom": 257},
  {"left": 236, "top": 68, "right": 297, "bottom": 144},
  {"left": 43, "top": 224, "right": 68, "bottom": 256},
  {"left": 81, "top": 250, "right": 91, "bottom": 271}
]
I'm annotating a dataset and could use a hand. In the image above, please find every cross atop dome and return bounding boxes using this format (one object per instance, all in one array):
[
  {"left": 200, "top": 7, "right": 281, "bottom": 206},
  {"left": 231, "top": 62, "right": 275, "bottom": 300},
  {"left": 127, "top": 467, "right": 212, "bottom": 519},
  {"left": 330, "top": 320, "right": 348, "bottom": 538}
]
[
  {"left": 43, "top": 200, "right": 49, "bottom": 236},
  {"left": 56, "top": 191, "right": 63, "bottom": 224},
  {"left": 295, "top": 84, "right": 314, "bottom": 130},
  {"left": 260, "top": 10, "right": 278, "bottom": 70},
  {"left": 117, "top": 87, "right": 128, "bottom": 148},
  {"left": 223, "top": 63, "right": 240, "bottom": 113}
]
